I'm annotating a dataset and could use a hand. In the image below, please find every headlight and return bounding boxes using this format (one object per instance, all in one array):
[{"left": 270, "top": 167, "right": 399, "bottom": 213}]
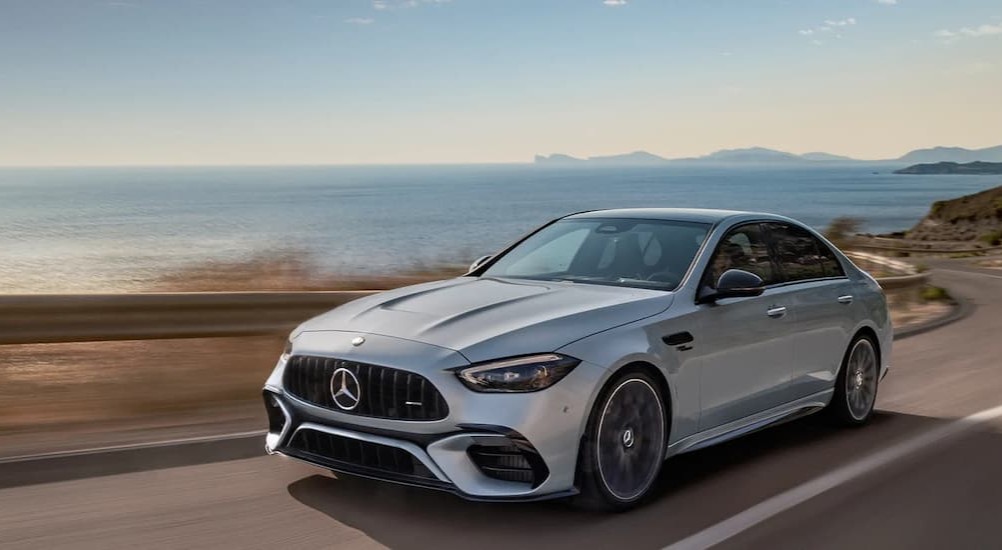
[
  {"left": 279, "top": 339, "right": 293, "bottom": 362},
  {"left": 454, "top": 354, "right": 580, "bottom": 393}
]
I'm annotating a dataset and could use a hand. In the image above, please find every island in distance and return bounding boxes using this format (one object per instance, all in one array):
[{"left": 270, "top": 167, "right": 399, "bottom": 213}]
[
  {"left": 894, "top": 161, "right": 1002, "bottom": 175},
  {"left": 535, "top": 143, "right": 1002, "bottom": 166}
]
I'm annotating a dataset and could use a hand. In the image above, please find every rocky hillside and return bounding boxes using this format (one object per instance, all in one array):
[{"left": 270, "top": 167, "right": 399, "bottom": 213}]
[{"left": 907, "top": 185, "right": 1002, "bottom": 243}]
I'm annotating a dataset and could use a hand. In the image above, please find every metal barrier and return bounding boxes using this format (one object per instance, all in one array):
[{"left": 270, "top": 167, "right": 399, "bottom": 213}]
[{"left": 845, "top": 251, "right": 928, "bottom": 307}]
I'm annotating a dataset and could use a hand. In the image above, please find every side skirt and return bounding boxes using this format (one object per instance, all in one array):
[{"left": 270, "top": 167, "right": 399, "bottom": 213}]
[{"left": 667, "top": 390, "right": 833, "bottom": 457}]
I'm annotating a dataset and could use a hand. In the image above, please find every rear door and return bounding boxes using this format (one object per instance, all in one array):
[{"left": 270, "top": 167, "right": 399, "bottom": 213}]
[{"left": 764, "top": 222, "right": 854, "bottom": 399}]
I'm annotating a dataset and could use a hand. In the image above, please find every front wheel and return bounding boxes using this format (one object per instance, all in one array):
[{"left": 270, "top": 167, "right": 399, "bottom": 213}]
[
  {"left": 573, "top": 369, "right": 667, "bottom": 511},
  {"left": 826, "top": 334, "right": 880, "bottom": 426}
]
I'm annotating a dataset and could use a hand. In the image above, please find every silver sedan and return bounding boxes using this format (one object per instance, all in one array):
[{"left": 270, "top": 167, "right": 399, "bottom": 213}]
[{"left": 263, "top": 208, "right": 891, "bottom": 510}]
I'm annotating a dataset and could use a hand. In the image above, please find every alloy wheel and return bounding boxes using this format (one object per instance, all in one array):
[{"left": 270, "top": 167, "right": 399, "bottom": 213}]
[
  {"left": 596, "top": 378, "right": 666, "bottom": 501},
  {"left": 845, "top": 338, "right": 878, "bottom": 421}
]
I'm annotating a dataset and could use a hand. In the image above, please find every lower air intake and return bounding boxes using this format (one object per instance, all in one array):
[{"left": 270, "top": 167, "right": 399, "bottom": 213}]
[
  {"left": 468, "top": 444, "right": 546, "bottom": 486},
  {"left": 287, "top": 428, "right": 437, "bottom": 482}
]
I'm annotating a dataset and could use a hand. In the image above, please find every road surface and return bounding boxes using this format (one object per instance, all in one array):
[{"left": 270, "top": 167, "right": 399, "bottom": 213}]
[{"left": 2, "top": 261, "right": 1001, "bottom": 550}]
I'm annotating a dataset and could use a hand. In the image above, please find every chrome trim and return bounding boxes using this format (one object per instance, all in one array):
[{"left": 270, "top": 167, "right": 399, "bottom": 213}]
[
  {"left": 329, "top": 367, "right": 361, "bottom": 411},
  {"left": 283, "top": 389, "right": 448, "bottom": 427},
  {"left": 290, "top": 422, "right": 453, "bottom": 483},
  {"left": 264, "top": 393, "right": 294, "bottom": 454}
]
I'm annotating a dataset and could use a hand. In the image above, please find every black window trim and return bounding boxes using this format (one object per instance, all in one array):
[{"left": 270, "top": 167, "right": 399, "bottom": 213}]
[
  {"left": 761, "top": 221, "right": 849, "bottom": 287},
  {"left": 698, "top": 219, "right": 849, "bottom": 298},
  {"left": 698, "top": 221, "right": 782, "bottom": 290}
]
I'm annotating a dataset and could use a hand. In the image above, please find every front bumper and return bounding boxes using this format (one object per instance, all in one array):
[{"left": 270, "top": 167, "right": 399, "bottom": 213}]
[
  {"left": 264, "top": 391, "right": 578, "bottom": 501},
  {"left": 262, "top": 331, "right": 606, "bottom": 501}
]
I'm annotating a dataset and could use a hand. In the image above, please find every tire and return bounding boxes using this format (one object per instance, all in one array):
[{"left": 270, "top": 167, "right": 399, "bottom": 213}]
[
  {"left": 572, "top": 368, "right": 668, "bottom": 511},
  {"left": 826, "top": 334, "right": 880, "bottom": 426}
]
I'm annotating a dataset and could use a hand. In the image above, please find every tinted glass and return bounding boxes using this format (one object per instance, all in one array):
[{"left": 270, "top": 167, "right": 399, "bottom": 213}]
[
  {"left": 482, "top": 218, "right": 711, "bottom": 290},
  {"left": 766, "top": 223, "right": 842, "bottom": 282},
  {"left": 704, "top": 223, "right": 777, "bottom": 287},
  {"left": 816, "top": 238, "right": 846, "bottom": 278}
]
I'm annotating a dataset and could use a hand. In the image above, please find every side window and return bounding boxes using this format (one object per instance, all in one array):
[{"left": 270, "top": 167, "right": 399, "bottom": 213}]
[
  {"left": 766, "top": 223, "right": 835, "bottom": 282},
  {"left": 704, "top": 224, "right": 776, "bottom": 288},
  {"left": 816, "top": 239, "right": 846, "bottom": 278}
]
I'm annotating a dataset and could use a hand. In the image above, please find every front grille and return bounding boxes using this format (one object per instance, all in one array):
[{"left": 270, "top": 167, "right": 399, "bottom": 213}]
[
  {"left": 468, "top": 444, "right": 541, "bottom": 485},
  {"left": 287, "top": 428, "right": 437, "bottom": 481},
  {"left": 283, "top": 355, "right": 449, "bottom": 421}
]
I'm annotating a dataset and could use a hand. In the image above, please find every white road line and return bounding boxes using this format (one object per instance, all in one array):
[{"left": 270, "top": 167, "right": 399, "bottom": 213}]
[
  {"left": 0, "top": 430, "right": 265, "bottom": 465},
  {"left": 664, "top": 404, "right": 1002, "bottom": 550},
  {"left": 937, "top": 268, "right": 1002, "bottom": 280}
]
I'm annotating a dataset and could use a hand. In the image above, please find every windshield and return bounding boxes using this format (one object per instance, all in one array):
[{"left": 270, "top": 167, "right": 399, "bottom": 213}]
[{"left": 482, "top": 218, "right": 711, "bottom": 291}]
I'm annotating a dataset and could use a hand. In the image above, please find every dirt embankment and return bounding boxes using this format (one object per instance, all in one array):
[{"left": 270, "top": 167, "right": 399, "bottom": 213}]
[{"left": 907, "top": 185, "right": 1002, "bottom": 244}]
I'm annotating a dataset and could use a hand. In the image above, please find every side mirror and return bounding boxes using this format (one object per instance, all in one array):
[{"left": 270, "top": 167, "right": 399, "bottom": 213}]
[
  {"left": 699, "top": 269, "right": 765, "bottom": 303},
  {"left": 469, "top": 255, "right": 492, "bottom": 273}
]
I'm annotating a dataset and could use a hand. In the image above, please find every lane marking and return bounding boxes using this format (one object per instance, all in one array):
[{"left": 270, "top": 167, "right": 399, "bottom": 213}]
[
  {"left": 0, "top": 430, "right": 265, "bottom": 465},
  {"left": 664, "top": 404, "right": 1002, "bottom": 550},
  {"left": 936, "top": 268, "right": 1002, "bottom": 281}
]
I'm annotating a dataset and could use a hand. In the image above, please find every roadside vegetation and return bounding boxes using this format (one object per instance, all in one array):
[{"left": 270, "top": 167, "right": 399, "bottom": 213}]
[{"left": 824, "top": 216, "right": 863, "bottom": 249}]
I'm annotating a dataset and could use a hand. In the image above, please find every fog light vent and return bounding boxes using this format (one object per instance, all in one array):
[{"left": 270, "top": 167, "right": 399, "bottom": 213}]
[{"left": 467, "top": 444, "right": 537, "bottom": 485}]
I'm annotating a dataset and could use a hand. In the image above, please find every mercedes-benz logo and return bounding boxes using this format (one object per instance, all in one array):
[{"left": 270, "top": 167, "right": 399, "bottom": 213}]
[
  {"left": 622, "top": 428, "right": 635, "bottom": 449},
  {"left": 330, "top": 368, "right": 361, "bottom": 411}
]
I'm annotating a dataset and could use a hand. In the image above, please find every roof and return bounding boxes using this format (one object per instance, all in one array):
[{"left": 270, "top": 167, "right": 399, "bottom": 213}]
[{"left": 564, "top": 208, "right": 778, "bottom": 225}]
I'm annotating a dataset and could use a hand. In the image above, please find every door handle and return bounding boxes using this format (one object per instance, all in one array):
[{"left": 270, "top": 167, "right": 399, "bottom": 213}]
[
  {"left": 766, "top": 306, "right": 787, "bottom": 318},
  {"left": 837, "top": 295, "right": 854, "bottom": 304}
]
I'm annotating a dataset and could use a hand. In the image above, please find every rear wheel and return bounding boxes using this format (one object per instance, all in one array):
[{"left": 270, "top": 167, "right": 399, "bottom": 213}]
[
  {"left": 826, "top": 334, "right": 880, "bottom": 426},
  {"left": 573, "top": 369, "right": 667, "bottom": 511}
]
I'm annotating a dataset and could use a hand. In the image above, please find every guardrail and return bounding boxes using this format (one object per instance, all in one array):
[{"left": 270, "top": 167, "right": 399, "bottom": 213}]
[
  {"left": 0, "top": 291, "right": 376, "bottom": 346},
  {"left": 851, "top": 241, "right": 1002, "bottom": 256},
  {"left": 845, "top": 251, "right": 928, "bottom": 306}
]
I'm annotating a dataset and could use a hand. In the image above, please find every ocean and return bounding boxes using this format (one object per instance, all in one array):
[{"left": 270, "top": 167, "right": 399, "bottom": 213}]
[{"left": 1, "top": 163, "right": 999, "bottom": 293}]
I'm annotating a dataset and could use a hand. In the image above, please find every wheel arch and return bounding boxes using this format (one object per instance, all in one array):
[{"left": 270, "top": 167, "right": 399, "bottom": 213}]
[
  {"left": 850, "top": 325, "right": 882, "bottom": 366},
  {"left": 594, "top": 360, "right": 674, "bottom": 441}
]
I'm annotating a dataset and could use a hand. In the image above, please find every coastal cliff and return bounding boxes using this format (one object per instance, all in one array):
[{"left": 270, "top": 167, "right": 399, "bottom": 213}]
[{"left": 907, "top": 185, "right": 1002, "bottom": 243}]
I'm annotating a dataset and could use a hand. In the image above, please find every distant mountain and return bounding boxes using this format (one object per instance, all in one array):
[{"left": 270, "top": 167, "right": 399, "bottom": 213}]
[
  {"left": 534, "top": 153, "right": 584, "bottom": 164},
  {"left": 535, "top": 144, "right": 1002, "bottom": 166},
  {"left": 801, "top": 152, "right": 855, "bottom": 162},
  {"left": 589, "top": 151, "right": 669, "bottom": 164},
  {"left": 897, "top": 145, "right": 1002, "bottom": 163},
  {"left": 894, "top": 161, "right": 1002, "bottom": 175},
  {"left": 677, "top": 147, "right": 808, "bottom": 163},
  {"left": 534, "top": 151, "right": 668, "bottom": 166},
  {"left": 535, "top": 147, "right": 857, "bottom": 165}
]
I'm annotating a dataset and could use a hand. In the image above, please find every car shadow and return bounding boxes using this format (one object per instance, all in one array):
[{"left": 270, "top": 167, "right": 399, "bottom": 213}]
[{"left": 287, "top": 411, "right": 948, "bottom": 550}]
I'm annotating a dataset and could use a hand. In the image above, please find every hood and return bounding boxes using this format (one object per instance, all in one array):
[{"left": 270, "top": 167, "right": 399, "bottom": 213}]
[{"left": 295, "top": 277, "right": 672, "bottom": 363}]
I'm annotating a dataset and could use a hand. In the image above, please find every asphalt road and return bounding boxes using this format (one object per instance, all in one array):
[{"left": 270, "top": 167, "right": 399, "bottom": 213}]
[{"left": 3, "top": 261, "right": 1002, "bottom": 550}]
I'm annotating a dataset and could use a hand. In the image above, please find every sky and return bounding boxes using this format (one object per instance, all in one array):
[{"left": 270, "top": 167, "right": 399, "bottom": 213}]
[{"left": 1, "top": 0, "right": 1001, "bottom": 166}]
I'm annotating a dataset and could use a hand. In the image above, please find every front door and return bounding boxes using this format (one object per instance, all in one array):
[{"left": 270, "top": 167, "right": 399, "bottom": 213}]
[{"left": 692, "top": 223, "right": 798, "bottom": 430}]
